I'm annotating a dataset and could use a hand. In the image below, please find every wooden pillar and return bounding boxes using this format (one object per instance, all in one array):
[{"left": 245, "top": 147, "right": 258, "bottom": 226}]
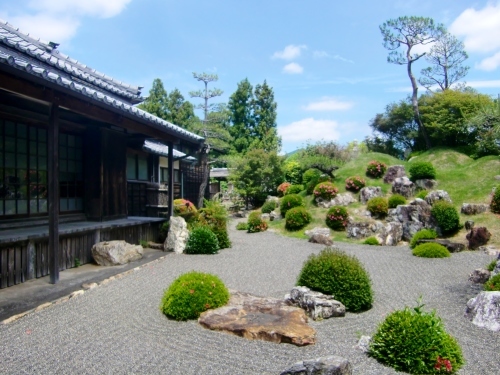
[
  {"left": 27, "top": 240, "right": 35, "bottom": 280},
  {"left": 167, "top": 142, "right": 174, "bottom": 219},
  {"left": 48, "top": 104, "right": 60, "bottom": 284}
]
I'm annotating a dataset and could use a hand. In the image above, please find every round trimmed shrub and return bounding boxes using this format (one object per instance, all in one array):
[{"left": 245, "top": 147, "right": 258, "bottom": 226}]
[
  {"left": 285, "top": 184, "right": 304, "bottom": 195},
  {"left": 325, "top": 206, "right": 349, "bottom": 231},
  {"left": 302, "top": 168, "right": 322, "bottom": 185},
  {"left": 412, "top": 243, "right": 450, "bottom": 258},
  {"left": 277, "top": 182, "right": 291, "bottom": 197},
  {"left": 431, "top": 201, "right": 460, "bottom": 234},
  {"left": 173, "top": 198, "right": 198, "bottom": 223},
  {"left": 416, "top": 190, "right": 429, "bottom": 199},
  {"left": 198, "top": 200, "right": 231, "bottom": 249},
  {"left": 160, "top": 272, "right": 229, "bottom": 320},
  {"left": 297, "top": 247, "right": 373, "bottom": 312},
  {"left": 261, "top": 201, "right": 277, "bottom": 214},
  {"left": 313, "top": 182, "right": 339, "bottom": 200},
  {"left": 280, "top": 194, "right": 305, "bottom": 217},
  {"left": 388, "top": 194, "right": 406, "bottom": 208},
  {"left": 367, "top": 197, "right": 389, "bottom": 217},
  {"left": 285, "top": 206, "right": 312, "bottom": 231},
  {"left": 409, "top": 161, "right": 436, "bottom": 181},
  {"left": 490, "top": 187, "right": 500, "bottom": 214},
  {"left": 306, "top": 174, "right": 331, "bottom": 195},
  {"left": 247, "top": 212, "right": 268, "bottom": 233},
  {"left": 484, "top": 273, "right": 500, "bottom": 291},
  {"left": 363, "top": 237, "right": 380, "bottom": 245},
  {"left": 185, "top": 226, "right": 219, "bottom": 254},
  {"left": 236, "top": 222, "right": 248, "bottom": 231},
  {"left": 366, "top": 160, "right": 387, "bottom": 178},
  {"left": 369, "top": 303, "right": 464, "bottom": 374},
  {"left": 345, "top": 176, "right": 366, "bottom": 192},
  {"left": 409, "top": 229, "right": 438, "bottom": 249}
]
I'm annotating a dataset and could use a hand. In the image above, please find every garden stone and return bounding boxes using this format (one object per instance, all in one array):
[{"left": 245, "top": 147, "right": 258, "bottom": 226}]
[
  {"left": 92, "top": 240, "right": 143, "bottom": 266},
  {"left": 359, "top": 186, "right": 383, "bottom": 204},
  {"left": 414, "top": 179, "right": 437, "bottom": 190},
  {"left": 468, "top": 269, "right": 491, "bottom": 284},
  {"left": 416, "top": 239, "right": 465, "bottom": 253},
  {"left": 266, "top": 195, "right": 280, "bottom": 204},
  {"left": 465, "top": 220, "right": 475, "bottom": 230},
  {"left": 386, "top": 200, "right": 439, "bottom": 241},
  {"left": 354, "top": 336, "right": 372, "bottom": 353},
  {"left": 383, "top": 165, "right": 406, "bottom": 184},
  {"left": 375, "top": 222, "right": 403, "bottom": 246},
  {"left": 270, "top": 210, "right": 280, "bottom": 221},
  {"left": 261, "top": 213, "right": 270, "bottom": 220},
  {"left": 198, "top": 291, "right": 316, "bottom": 346},
  {"left": 425, "top": 190, "right": 452, "bottom": 205},
  {"left": 285, "top": 286, "right": 345, "bottom": 320},
  {"left": 479, "top": 245, "right": 500, "bottom": 257},
  {"left": 308, "top": 234, "right": 333, "bottom": 246},
  {"left": 461, "top": 203, "right": 489, "bottom": 215},
  {"left": 465, "top": 291, "right": 500, "bottom": 332},
  {"left": 391, "top": 176, "right": 415, "bottom": 198},
  {"left": 305, "top": 227, "right": 330, "bottom": 238},
  {"left": 330, "top": 193, "right": 357, "bottom": 206},
  {"left": 346, "top": 221, "right": 372, "bottom": 239},
  {"left": 234, "top": 210, "right": 247, "bottom": 218},
  {"left": 280, "top": 356, "right": 352, "bottom": 375},
  {"left": 466, "top": 227, "right": 491, "bottom": 250},
  {"left": 164, "top": 216, "right": 189, "bottom": 254}
]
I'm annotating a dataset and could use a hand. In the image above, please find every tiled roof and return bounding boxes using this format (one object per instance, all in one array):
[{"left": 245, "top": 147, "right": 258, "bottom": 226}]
[
  {"left": 0, "top": 19, "right": 204, "bottom": 144},
  {"left": 143, "top": 140, "right": 197, "bottom": 161}
]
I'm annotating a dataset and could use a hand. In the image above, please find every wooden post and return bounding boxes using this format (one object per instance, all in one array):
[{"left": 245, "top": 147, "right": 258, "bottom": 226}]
[
  {"left": 167, "top": 142, "right": 174, "bottom": 219},
  {"left": 48, "top": 103, "right": 60, "bottom": 284},
  {"left": 27, "top": 241, "right": 35, "bottom": 280}
]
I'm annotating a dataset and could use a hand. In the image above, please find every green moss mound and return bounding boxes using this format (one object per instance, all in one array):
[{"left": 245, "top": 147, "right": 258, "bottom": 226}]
[
  {"left": 410, "top": 229, "right": 438, "bottom": 249},
  {"left": 369, "top": 302, "right": 464, "bottom": 374},
  {"left": 431, "top": 201, "right": 460, "bottom": 234},
  {"left": 285, "top": 206, "right": 312, "bottom": 231},
  {"left": 412, "top": 243, "right": 450, "bottom": 258},
  {"left": 185, "top": 226, "right": 219, "bottom": 254},
  {"left": 325, "top": 206, "right": 349, "bottom": 231},
  {"left": 280, "top": 194, "right": 305, "bottom": 217},
  {"left": 409, "top": 161, "right": 437, "bottom": 181},
  {"left": 388, "top": 194, "right": 406, "bottom": 208},
  {"left": 297, "top": 247, "right": 373, "bottom": 312},
  {"left": 363, "top": 237, "right": 380, "bottom": 245},
  {"left": 367, "top": 197, "right": 389, "bottom": 217},
  {"left": 160, "top": 272, "right": 229, "bottom": 321},
  {"left": 484, "top": 273, "right": 500, "bottom": 291}
]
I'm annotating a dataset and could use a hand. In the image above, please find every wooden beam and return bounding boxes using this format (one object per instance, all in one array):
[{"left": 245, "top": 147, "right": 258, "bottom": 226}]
[
  {"left": 167, "top": 142, "right": 174, "bottom": 219},
  {"left": 48, "top": 103, "right": 60, "bottom": 284}
]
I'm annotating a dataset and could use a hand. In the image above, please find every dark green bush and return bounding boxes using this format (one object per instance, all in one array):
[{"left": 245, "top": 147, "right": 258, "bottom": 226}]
[
  {"left": 285, "top": 184, "right": 304, "bottom": 195},
  {"left": 280, "top": 194, "right": 305, "bottom": 217},
  {"left": 345, "top": 176, "right": 366, "bottom": 192},
  {"left": 367, "top": 197, "right": 389, "bottom": 217},
  {"left": 297, "top": 247, "right": 373, "bottom": 312},
  {"left": 159, "top": 220, "right": 170, "bottom": 243},
  {"left": 416, "top": 190, "right": 429, "bottom": 199},
  {"left": 285, "top": 206, "right": 312, "bottom": 231},
  {"left": 313, "top": 182, "right": 339, "bottom": 200},
  {"left": 302, "top": 168, "right": 322, "bottom": 185},
  {"left": 487, "top": 259, "right": 497, "bottom": 272},
  {"left": 409, "top": 161, "right": 437, "bottom": 181},
  {"left": 160, "top": 272, "right": 229, "bottom": 320},
  {"left": 366, "top": 160, "right": 387, "bottom": 178},
  {"left": 185, "top": 226, "right": 219, "bottom": 254},
  {"left": 198, "top": 199, "right": 231, "bottom": 249},
  {"left": 363, "top": 237, "right": 380, "bottom": 245},
  {"left": 484, "top": 273, "right": 500, "bottom": 291},
  {"left": 409, "top": 229, "right": 438, "bottom": 249},
  {"left": 388, "top": 194, "right": 406, "bottom": 208},
  {"left": 369, "top": 301, "right": 464, "bottom": 374},
  {"left": 261, "top": 200, "right": 277, "bottom": 214},
  {"left": 236, "top": 222, "right": 248, "bottom": 230},
  {"left": 247, "top": 212, "right": 268, "bottom": 233},
  {"left": 325, "top": 206, "right": 349, "bottom": 231},
  {"left": 490, "top": 187, "right": 500, "bottom": 214},
  {"left": 431, "top": 201, "right": 460, "bottom": 234},
  {"left": 412, "top": 243, "right": 450, "bottom": 258}
]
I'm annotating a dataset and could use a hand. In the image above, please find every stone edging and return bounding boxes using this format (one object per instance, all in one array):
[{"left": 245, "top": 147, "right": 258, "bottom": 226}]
[{"left": 1, "top": 255, "right": 168, "bottom": 325}]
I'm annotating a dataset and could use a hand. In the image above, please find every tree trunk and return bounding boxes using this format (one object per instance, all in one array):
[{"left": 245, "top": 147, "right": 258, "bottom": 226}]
[
  {"left": 408, "top": 60, "right": 432, "bottom": 149},
  {"left": 197, "top": 151, "right": 209, "bottom": 208}
]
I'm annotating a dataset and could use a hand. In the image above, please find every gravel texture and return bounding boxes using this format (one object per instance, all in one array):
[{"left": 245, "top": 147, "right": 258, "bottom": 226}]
[{"left": 1, "top": 219, "right": 499, "bottom": 374}]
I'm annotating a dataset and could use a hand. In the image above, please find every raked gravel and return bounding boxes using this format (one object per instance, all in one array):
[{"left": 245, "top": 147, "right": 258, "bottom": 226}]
[{"left": 1, "top": 219, "right": 499, "bottom": 374}]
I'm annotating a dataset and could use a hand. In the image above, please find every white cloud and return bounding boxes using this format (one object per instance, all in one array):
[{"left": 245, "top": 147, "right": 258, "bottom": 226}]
[
  {"left": 477, "top": 51, "right": 500, "bottom": 71},
  {"left": 467, "top": 79, "right": 500, "bottom": 88},
  {"left": 272, "top": 44, "right": 307, "bottom": 60},
  {"left": 449, "top": 2, "right": 500, "bottom": 53},
  {"left": 283, "top": 62, "right": 304, "bottom": 74},
  {"left": 304, "top": 97, "right": 354, "bottom": 111},
  {"left": 279, "top": 118, "right": 341, "bottom": 142},
  {"left": 28, "top": 0, "right": 132, "bottom": 18},
  {"left": 313, "top": 50, "right": 354, "bottom": 63}
]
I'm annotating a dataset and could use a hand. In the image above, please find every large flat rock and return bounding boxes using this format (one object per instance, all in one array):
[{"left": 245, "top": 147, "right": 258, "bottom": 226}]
[{"left": 198, "top": 291, "right": 316, "bottom": 346}]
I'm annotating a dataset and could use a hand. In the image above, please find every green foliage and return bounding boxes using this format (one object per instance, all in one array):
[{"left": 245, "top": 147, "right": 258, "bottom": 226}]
[
  {"left": 490, "top": 188, "right": 500, "bottom": 214},
  {"left": 363, "top": 237, "right": 380, "bottom": 245},
  {"left": 345, "top": 176, "right": 366, "bottom": 192},
  {"left": 74, "top": 258, "right": 81, "bottom": 267},
  {"left": 306, "top": 174, "right": 331, "bottom": 195},
  {"left": 236, "top": 222, "right": 248, "bottom": 231},
  {"left": 410, "top": 229, "right": 438, "bottom": 249},
  {"left": 228, "top": 78, "right": 255, "bottom": 154},
  {"left": 185, "top": 226, "right": 219, "bottom": 254},
  {"left": 412, "top": 243, "right": 451, "bottom": 258},
  {"left": 159, "top": 221, "right": 170, "bottom": 243},
  {"left": 285, "top": 184, "right": 304, "bottom": 195},
  {"left": 283, "top": 160, "right": 302, "bottom": 184},
  {"left": 431, "top": 201, "right": 460, "bottom": 234},
  {"left": 367, "top": 197, "right": 389, "bottom": 217},
  {"left": 139, "top": 240, "right": 149, "bottom": 248},
  {"left": 313, "top": 182, "right": 339, "bottom": 200},
  {"left": 369, "top": 300, "right": 464, "bottom": 374},
  {"left": 285, "top": 207, "right": 312, "bottom": 231},
  {"left": 247, "top": 212, "right": 268, "bottom": 233},
  {"left": 366, "top": 160, "right": 387, "bottom": 178},
  {"left": 416, "top": 190, "right": 429, "bottom": 199},
  {"left": 325, "top": 206, "right": 349, "bottom": 231},
  {"left": 302, "top": 168, "right": 322, "bottom": 185},
  {"left": 174, "top": 199, "right": 198, "bottom": 223},
  {"left": 250, "top": 81, "right": 281, "bottom": 152},
  {"left": 277, "top": 182, "right": 291, "bottom": 197},
  {"left": 280, "top": 194, "right": 305, "bottom": 217},
  {"left": 198, "top": 199, "right": 231, "bottom": 249},
  {"left": 409, "top": 161, "right": 436, "bottom": 181},
  {"left": 388, "top": 194, "right": 406, "bottom": 208},
  {"left": 160, "top": 272, "right": 229, "bottom": 321},
  {"left": 261, "top": 201, "right": 277, "bottom": 214},
  {"left": 468, "top": 100, "right": 500, "bottom": 158},
  {"left": 297, "top": 247, "right": 373, "bottom": 312},
  {"left": 484, "top": 273, "right": 500, "bottom": 291},
  {"left": 487, "top": 259, "right": 497, "bottom": 272}
]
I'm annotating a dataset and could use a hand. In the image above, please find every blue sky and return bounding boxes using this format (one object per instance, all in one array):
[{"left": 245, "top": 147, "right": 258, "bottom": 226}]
[{"left": 1, "top": 0, "right": 500, "bottom": 153}]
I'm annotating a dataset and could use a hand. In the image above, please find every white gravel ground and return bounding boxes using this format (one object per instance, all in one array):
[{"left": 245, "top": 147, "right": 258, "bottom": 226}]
[{"left": 1, "top": 219, "right": 499, "bottom": 374}]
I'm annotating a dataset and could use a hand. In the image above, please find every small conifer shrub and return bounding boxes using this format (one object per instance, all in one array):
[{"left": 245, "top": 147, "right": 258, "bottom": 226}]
[
  {"left": 408, "top": 161, "right": 436, "bottom": 181},
  {"left": 345, "top": 176, "right": 366, "bottom": 192},
  {"left": 388, "top": 194, "right": 406, "bottom": 208},
  {"left": 366, "top": 160, "right": 387, "bottom": 178},
  {"left": 412, "top": 243, "right": 450, "bottom": 258},
  {"left": 285, "top": 206, "right": 312, "bottom": 231},
  {"left": 325, "top": 206, "right": 349, "bottom": 231},
  {"left": 198, "top": 199, "right": 231, "bottom": 249},
  {"left": 367, "top": 197, "right": 389, "bottom": 217},
  {"left": 431, "top": 201, "right": 460, "bottom": 234},
  {"left": 280, "top": 194, "right": 305, "bottom": 217}
]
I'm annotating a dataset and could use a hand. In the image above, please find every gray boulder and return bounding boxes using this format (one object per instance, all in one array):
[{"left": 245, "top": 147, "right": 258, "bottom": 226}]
[
  {"left": 383, "top": 165, "right": 406, "bottom": 184},
  {"left": 468, "top": 269, "right": 491, "bottom": 284},
  {"left": 330, "top": 193, "right": 357, "bottom": 207},
  {"left": 386, "top": 199, "right": 439, "bottom": 241},
  {"left": 461, "top": 203, "right": 489, "bottom": 215},
  {"left": 354, "top": 336, "right": 372, "bottom": 353},
  {"left": 92, "top": 240, "right": 143, "bottom": 266},
  {"left": 392, "top": 176, "right": 415, "bottom": 198},
  {"left": 376, "top": 222, "right": 403, "bottom": 246},
  {"left": 346, "top": 221, "right": 384, "bottom": 240},
  {"left": 465, "top": 220, "right": 475, "bottom": 230},
  {"left": 415, "top": 179, "right": 437, "bottom": 190},
  {"left": 164, "top": 216, "right": 189, "bottom": 253},
  {"left": 493, "top": 256, "right": 500, "bottom": 276},
  {"left": 359, "top": 186, "right": 383, "bottom": 204},
  {"left": 281, "top": 356, "right": 352, "bottom": 375},
  {"left": 305, "top": 227, "right": 330, "bottom": 238},
  {"left": 285, "top": 286, "right": 345, "bottom": 320},
  {"left": 270, "top": 210, "right": 280, "bottom": 221},
  {"left": 425, "top": 190, "right": 452, "bottom": 205},
  {"left": 465, "top": 291, "right": 500, "bottom": 332},
  {"left": 309, "top": 234, "right": 333, "bottom": 246}
]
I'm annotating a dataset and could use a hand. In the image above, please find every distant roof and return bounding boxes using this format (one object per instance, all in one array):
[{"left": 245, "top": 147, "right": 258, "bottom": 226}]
[
  {"left": 143, "top": 140, "right": 197, "bottom": 161},
  {"left": 0, "top": 19, "right": 204, "bottom": 145}
]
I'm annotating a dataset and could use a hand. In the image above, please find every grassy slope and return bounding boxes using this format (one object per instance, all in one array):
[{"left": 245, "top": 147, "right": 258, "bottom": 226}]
[{"left": 268, "top": 149, "right": 500, "bottom": 247}]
